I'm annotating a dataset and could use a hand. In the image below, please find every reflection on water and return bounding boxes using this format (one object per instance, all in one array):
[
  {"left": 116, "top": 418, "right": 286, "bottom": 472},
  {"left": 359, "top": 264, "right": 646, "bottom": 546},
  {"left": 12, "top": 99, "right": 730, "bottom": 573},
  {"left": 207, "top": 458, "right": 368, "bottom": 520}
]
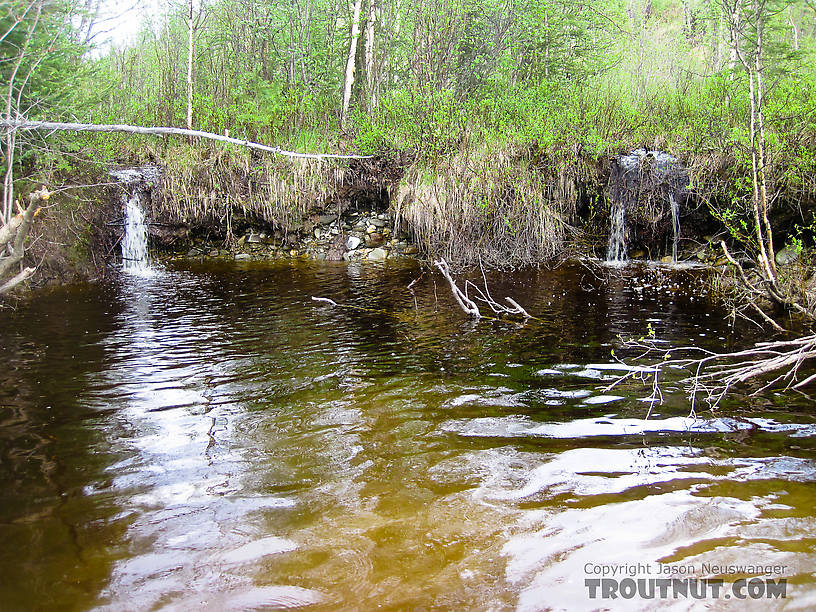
[{"left": 1, "top": 260, "right": 816, "bottom": 610}]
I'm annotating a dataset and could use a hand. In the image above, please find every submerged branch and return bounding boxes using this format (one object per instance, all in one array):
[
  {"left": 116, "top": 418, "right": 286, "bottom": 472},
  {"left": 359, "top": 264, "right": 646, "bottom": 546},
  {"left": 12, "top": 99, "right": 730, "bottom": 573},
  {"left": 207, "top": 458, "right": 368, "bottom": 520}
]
[
  {"left": 434, "top": 258, "right": 536, "bottom": 321},
  {"left": 434, "top": 258, "right": 481, "bottom": 318},
  {"left": 0, "top": 119, "right": 374, "bottom": 160},
  {"left": 609, "top": 334, "right": 816, "bottom": 412}
]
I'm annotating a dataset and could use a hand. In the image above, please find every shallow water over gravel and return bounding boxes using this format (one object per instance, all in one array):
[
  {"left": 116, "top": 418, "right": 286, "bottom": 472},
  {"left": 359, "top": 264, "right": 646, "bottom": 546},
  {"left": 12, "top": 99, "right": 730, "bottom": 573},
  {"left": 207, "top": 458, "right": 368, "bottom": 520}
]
[{"left": 1, "top": 259, "right": 815, "bottom": 611}]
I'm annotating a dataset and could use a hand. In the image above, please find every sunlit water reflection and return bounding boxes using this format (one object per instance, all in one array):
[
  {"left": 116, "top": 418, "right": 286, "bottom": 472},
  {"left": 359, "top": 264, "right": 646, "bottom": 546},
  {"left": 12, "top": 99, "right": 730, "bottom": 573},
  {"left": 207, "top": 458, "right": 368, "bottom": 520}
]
[{"left": 1, "top": 260, "right": 815, "bottom": 611}]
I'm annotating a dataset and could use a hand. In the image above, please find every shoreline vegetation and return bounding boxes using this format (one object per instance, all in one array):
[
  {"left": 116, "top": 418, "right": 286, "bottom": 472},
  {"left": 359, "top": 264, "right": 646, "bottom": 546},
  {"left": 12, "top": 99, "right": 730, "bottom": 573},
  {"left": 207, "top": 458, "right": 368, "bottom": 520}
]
[{"left": 1, "top": 1, "right": 815, "bottom": 319}]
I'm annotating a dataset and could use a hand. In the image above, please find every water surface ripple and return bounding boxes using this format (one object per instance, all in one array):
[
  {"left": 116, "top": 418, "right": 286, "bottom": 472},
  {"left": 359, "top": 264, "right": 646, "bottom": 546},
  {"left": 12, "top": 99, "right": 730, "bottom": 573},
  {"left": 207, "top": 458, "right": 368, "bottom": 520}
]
[{"left": 1, "top": 260, "right": 815, "bottom": 611}]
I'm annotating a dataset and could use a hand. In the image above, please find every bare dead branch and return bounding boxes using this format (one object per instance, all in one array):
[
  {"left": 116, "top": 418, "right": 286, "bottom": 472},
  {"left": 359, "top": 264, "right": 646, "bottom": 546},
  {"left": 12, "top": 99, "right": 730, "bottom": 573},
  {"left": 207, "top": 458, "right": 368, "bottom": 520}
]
[
  {"left": 0, "top": 119, "right": 374, "bottom": 160},
  {"left": 610, "top": 333, "right": 816, "bottom": 412},
  {"left": 0, "top": 265, "right": 34, "bottom": 294},
  {"left": 434, "top": 258, "right": 481, "bottom": 318},
  {"left": 311, "top": 296, "right": 338, "bottom": 306}
]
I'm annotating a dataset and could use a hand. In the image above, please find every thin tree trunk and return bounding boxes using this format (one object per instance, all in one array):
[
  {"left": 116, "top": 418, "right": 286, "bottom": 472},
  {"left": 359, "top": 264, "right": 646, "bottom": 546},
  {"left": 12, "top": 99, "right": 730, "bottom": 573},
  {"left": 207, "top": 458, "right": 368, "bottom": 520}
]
[
  {"left": 341, "top": 0, "right": 364, "bottom": 129},
  {"left": 730, "top": 0, "right": 775, "bottom": 284},
  {"left": 364, "top": 0, "right": 377, "bottom": 109},
  {"left": 186, "top": 0, "right": 194, "bottom": 133},
  {"left": 754, "top": 2, "right": 775, "bottom": 278},
  {"left": 788, "top": 6, "right": 799, "bottom": 50},
  {"left": 3, "top": 0, "right": 43, "bottom": 226},
  {"left": 544, "top": 10, "right": 549, "bottom": 79}
]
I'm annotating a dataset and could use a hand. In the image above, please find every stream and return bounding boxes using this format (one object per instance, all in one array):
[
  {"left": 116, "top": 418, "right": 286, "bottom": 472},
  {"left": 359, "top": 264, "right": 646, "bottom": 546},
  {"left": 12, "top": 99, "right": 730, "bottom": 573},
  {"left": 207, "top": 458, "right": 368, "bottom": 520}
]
[{"left": 1, "top": 259, "right": 815, "bottom": 611}]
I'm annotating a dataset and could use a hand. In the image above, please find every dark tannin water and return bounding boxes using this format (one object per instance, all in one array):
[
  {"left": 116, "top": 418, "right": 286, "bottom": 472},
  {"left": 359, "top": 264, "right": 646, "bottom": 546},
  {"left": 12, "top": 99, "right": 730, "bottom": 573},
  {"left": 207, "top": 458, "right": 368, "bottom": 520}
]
[{"left": 1, "top": 260, "right": 815, "bottom": 611}]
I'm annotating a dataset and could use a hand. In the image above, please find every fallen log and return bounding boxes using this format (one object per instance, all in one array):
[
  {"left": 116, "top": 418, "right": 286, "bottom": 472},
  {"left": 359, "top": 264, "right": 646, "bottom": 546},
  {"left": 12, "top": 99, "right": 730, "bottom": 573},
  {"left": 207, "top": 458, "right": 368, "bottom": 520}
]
[{"left": 0, "top": 119, "right": 373, "bottom": 160}]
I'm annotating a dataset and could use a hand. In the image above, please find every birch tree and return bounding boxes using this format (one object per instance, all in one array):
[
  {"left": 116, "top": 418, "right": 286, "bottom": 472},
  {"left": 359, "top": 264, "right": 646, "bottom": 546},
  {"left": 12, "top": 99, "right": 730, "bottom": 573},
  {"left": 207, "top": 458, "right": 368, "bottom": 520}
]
[
  {"left": 185, "top": 0, "right": 208, "bottom": 133},
  {"left": 341, "top": 0, "right": 363, "bottom": 128}
]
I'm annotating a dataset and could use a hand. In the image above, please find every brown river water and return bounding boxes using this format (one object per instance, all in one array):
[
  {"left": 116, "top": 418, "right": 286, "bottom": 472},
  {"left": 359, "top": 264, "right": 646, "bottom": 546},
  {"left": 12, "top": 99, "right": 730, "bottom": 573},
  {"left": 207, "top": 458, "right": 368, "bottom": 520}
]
[{"left": 1, "top": 259, "right": 815, "bottom": 611}]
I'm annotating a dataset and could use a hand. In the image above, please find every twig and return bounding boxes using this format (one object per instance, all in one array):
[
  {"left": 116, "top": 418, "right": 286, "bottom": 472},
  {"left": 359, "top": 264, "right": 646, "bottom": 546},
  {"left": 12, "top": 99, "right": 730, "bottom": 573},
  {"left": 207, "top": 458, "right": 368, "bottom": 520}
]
[{"left": 311, "top": 296, "right": 338, "bottom": 306}]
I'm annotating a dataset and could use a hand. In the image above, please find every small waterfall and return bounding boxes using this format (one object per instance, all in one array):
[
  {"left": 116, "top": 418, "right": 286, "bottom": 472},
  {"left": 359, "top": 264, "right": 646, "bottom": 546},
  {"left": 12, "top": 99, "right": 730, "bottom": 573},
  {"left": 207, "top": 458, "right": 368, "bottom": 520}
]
[
  {"left": 606, "top": 199, "right": 627, "bottom": 262},
  {"left": 122, "top": 194, "right": 150, "bottom": 272},
  {"left": 670, "top": 193, "right": 680, "bottom": 262},
  {"left": 606, "top": 149, "right": 687, "bottom": 264},
  {"left": 110, "top": 165, "right": 161, "bottom": 275}
]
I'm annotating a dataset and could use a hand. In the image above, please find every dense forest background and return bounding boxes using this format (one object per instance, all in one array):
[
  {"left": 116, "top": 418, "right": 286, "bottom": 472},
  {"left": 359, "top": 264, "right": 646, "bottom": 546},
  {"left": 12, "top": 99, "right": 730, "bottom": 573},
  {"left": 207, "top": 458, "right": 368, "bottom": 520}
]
[{"left": 4, "top": 0, "right": 813, "bottom": 154}]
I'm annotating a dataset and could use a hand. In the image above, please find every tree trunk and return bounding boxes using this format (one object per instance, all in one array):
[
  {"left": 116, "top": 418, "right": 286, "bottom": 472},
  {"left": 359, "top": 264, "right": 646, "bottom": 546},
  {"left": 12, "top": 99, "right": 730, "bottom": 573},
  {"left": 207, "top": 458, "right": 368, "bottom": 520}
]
[
  {"left": 788, "top": 6, "right": 800, "bottom": 50},
  {"left": 754, "top": 2, "right": 775, "bottom": 278},
  {"left": 364, "top": 0, "right": 378, "bottom": 109},
  {"left": 3, "top": 0, "right": 43, "bottom": 225},
  {"left": 341, "top": 0, "right": 364, "bottom": 129},
  {"left": 186, "top": 0, "right": 195, "bottom": 133}
]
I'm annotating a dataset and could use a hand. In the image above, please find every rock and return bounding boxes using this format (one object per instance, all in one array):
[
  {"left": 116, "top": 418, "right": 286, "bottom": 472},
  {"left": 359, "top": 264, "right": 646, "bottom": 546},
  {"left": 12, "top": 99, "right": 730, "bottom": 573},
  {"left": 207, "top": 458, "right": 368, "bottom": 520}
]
[
  {"left": 377, "top": 213, "right": 390, "bottom": 221},
  {"left": 366, "top": 225, "right": 377, "bottom": 234},
  {"left": 208, "top": 249, "right": 219, "bottom": 257},
  {"left": 330, "top": 226, "right": 340, "bottom": 235},
  {"left": 235, "top": 253, "right": 252, "bottom": 261},
  {"left": 346, "top": 236, "right": 361, "bottom": 250},
  {"left": 319, "top": 214, "right": 336, "bottom": 225},
  {"left": 326, "top": 235, "right": 346, "bottom": 261},
  {"left": 660, "top": 255, "right": 674, "bottom": 264},
  {"left": 314, "top": 227, "right": 322, "bottom": 240},
  {"left": 315, "top": 252, "right": 326, "bottom": 261},
  {"left": 186, "top": 248, "right": 201, "bottom": 257},
  {"left": 367, "top": 247, "right": 388, "bottom": 261},
  {"left": 775, "top": 246, "right": 799, "bottom": 266},
  {"left": 354, "top": 219, "right": 367, "bottom": 229},
  {"left": 248, "top": 232, "right": 262, "bottom": 244},
  {"left": 237, "top": 235, "right": 247, "bottom": 246},
  {"left": 366, "top": 233, "right": 384, "bottom": 247},
  {"left": 402, "top": 244, "right": 419, "bottom": 255},
  {"left": 371, "top": 218, "right": 388, "bottom": 228}
]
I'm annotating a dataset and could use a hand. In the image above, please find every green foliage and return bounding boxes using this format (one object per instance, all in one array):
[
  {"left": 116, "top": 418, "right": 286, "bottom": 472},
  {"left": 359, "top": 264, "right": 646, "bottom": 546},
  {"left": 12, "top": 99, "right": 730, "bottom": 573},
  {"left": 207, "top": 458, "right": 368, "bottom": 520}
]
[{"left": 4, "top": 0, "right": 815, "bottom": 264}]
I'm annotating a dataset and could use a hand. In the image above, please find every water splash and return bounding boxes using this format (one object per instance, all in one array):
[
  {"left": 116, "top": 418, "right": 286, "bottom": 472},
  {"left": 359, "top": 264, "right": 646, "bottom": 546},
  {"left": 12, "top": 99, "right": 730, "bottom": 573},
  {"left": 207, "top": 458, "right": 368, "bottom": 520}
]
[
  {"left": 670, "top": 193, "right": 680, "bottom": 262},
  {"left": 606, "top": 149, "right": 687, "bottom": 264},
  {"left": 111, "top": 165, "right": 161, "bottom": 276},
  {"left": 122, "top": 194, "right": 150, "bottom": 273},
  {"left": 606, "top": 198, "right": 627, "bottom": 262}
]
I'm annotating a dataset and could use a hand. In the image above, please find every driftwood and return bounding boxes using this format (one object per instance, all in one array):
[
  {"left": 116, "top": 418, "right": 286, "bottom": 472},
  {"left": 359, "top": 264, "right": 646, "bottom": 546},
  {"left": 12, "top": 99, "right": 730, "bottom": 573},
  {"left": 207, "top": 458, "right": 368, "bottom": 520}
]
[
  {"left": 0, "top": 119, "right": 374, "bottom": 160},
  {"left": 0, "top": 186, "right": 49, "bottom": 294},
  {"left": 434, "top": 258, "right": 533, "bottom": 320},
  {"left": 434, "top": 258, "right": 481, "bottom": 318}
]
